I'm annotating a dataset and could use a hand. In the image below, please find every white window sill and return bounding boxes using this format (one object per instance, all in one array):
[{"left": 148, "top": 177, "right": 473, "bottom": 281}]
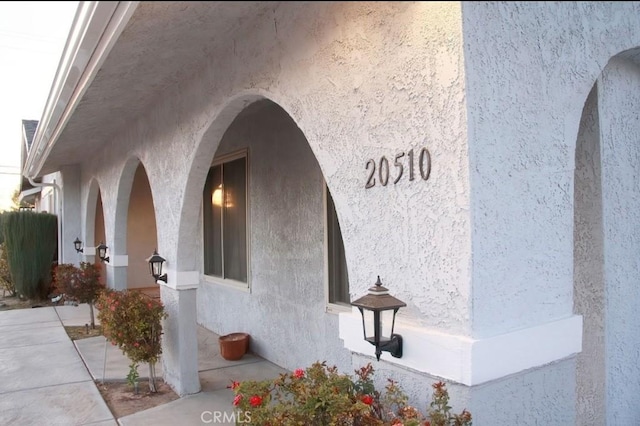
[
  {"left": 203, "top": 274, "right": 250, "bottom": 293},
  {"left": 326, "top": 302, "right": 351, "bottom": 315}
]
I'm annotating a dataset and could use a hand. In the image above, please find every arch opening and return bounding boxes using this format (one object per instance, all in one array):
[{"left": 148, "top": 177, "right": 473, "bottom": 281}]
[
  {"left": 126, "top": 163, "right": 159, "bottom": 294},
  {"left": 192, "top": 98, "right": 352, "bottom": 371}
]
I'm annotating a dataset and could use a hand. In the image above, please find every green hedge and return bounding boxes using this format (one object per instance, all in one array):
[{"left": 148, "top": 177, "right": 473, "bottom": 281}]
[
  {"left": 3, "top": 211, "right": 57, "bottom": 300},
  {"left": 0, "top": 212, "right": 6, "bottom": 245}
]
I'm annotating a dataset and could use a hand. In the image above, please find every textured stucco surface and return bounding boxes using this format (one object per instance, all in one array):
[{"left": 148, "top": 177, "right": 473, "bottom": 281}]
[
  {"left": 598, "top": 57, "right": 640, "bottom": 424},
  {"left": 161, "top": 286, "right": 200, "bottom": 395},
  {"left": 59, "top": 165, "right": 82, "bottom": 266},
  {"left": 462, "top": 2, "right": 640, "bottom": 338},
  {"left": 470, "top": 358, "right": 576, "bottom": 426},
  {"left": 77, "top": 0, "right": 472, "bottom": 335},
  {"left": 573, "top": 85, "right": 605, "bottom": 426},
  {"left": 44, "top": 1, "right": 640, "bottom": 423},
  {"left": 70, "top": 0, "right": 471, "bottom": 404}
]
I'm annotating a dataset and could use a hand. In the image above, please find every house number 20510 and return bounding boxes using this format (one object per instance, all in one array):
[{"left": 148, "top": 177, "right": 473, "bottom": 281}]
[{"left": 365, "top": 147, "right": 431, "bottom": 189}]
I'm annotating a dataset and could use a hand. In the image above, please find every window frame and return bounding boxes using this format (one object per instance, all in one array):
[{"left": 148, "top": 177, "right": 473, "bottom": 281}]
[
  {"left": 324, "top": 181, "right": 351, "bottom": 313},
  {"left": 202, "top": 148, "right": 251, "bottom": 292}
]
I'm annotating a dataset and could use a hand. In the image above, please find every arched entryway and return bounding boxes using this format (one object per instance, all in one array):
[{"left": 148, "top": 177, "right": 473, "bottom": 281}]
[
  {"left": 574, "top": 52, "right": 640, "bottom": 424},
  {"left": 109, "top": 159, "right": 159, "bottom": 293},
  {"left": 194, "top": 98, "right": 351, "bottom": 369},
  {"left": 126, "top": 163, "right": 159, "bottom": 295},
  {"left": 163, "top": 95, "right": 352, "bottom": 395},
  {"left": 95, "top": 191, "right": 107, "bottom": 286},
  {"left": 84, "top": 179, "right": 106, "bottom": 286}
]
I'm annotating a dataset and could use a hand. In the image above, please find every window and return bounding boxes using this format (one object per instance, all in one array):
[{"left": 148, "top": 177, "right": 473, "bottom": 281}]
[
  {"left": 326, "top": 185, "right": 350, "bottom": 306},
  {"left": 203, "top": 151, "right": 248, "bottom": 284}
]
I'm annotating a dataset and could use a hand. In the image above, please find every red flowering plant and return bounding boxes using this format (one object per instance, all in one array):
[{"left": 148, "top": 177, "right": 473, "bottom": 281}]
[
  {"left": 95, "top": 289, "right": 168, "bottom": 393},
  {"left": 53, "top": 262, "right": 104, "bottom": 328},
  {"left": 230, "top": 361, "right": 472, "bottom": 426}
]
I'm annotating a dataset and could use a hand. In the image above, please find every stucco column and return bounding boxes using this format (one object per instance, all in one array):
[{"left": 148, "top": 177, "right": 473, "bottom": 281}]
[
  {"left": 59, "top": 165, "right": 82, "bottom": 265},
  {"left": 159, "top": 270, "right": 200, "bottom": 396},
  {"left": 105, "top": 255, "right": 128, "bottom": 290},
  {"left": 596, "top": 58, "right": 640, "bottom": 424}
]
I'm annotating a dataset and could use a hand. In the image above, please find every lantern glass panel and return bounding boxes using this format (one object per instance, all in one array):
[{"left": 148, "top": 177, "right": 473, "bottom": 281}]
[
  {"left": 380, "top": 309, "right": 396, "bottom": 342},
  {"left": 151, "top": 261, "right": 163, "bottom": 277},
  {"left": 360, "top": 309, "right": 396, "bottom": 345},
  {"left": 360, "top": 308, "right": 375, "bottom": 342}
]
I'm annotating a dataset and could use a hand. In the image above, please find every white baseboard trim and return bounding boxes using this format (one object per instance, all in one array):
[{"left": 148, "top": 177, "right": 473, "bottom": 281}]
[{"left": 339, "top": 309, "right": 582, "bottom": 385}]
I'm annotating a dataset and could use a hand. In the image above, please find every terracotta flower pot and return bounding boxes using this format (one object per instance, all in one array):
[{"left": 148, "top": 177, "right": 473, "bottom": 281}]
[{"left": 219, "top": 332, "right": 250, "bottom": 361}]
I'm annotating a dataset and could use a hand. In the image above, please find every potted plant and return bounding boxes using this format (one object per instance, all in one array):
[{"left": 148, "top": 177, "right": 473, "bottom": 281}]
[{"left": 219, "top": 332, "right": 250, "bottom": 361}]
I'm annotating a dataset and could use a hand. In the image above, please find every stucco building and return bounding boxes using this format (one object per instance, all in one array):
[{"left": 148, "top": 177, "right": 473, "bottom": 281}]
[{"left": 21, "top": 2, "right": 640, "bottom": 424}]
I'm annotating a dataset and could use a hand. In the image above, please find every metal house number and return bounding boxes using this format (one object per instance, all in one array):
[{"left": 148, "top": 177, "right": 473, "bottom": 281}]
[{"left": 365, "top": 147, "right": 431, "bottom": 189}]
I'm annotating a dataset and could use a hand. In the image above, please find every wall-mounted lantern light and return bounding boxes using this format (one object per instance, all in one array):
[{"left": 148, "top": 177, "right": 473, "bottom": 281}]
[
  {"left": 351, "top": 276, "right": 406, "bottom": 361},
  {"left": 73, "top": 237, "right": 84, "bottom": 253},
  {"left": 96, "top": 242, "right": 110, "bottom": 263},
  {"left": 147, "top": 249, "right": 167, "bottom": 283}
]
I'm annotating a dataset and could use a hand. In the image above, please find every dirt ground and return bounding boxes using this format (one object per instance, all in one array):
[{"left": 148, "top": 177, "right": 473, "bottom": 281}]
[
  {"left": 96, "top": 380, "right": 179, "bottom": 418},
  {"left": 0, "top": 293, "right": 58, "bottom": 310},
  {"left": 0, "top": 293, "right": 179, "bottom": 418}
]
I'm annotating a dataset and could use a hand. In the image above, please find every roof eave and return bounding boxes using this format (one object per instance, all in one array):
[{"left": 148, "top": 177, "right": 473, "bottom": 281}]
[{"left": 24, "top": 1, "right": 139, "bottom": 180}]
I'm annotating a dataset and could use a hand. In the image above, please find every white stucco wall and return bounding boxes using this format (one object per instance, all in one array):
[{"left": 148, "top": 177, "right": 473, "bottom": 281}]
[
  {"left": 574, "top": 85, "right": 605, "bottom": 426},
  {"left": 460, "top": 2, "right": 640, "bottom": 423},
  {"left": 62, "top": 1, "right": 640, "bottom": 423},
  {"left": 60, "top": 165, "right": 82, "bottom": 266},
  {"left": 463, "top": 2, "right": 640, "bottom": 336},
  {"left": 149, "top": 0, "right": 470, "bottom": 335},
  {"left": 73, "top": 0, "right": 472, "bottom": 406},
  {"left": 598, "top": 57, "right": 640, "bottom": 425},
  {"left": 39, "top": 173, "right": 58, "bottom": 215},
  {"left": 462, "top": 1, "right": 640, "bottom": 338}
]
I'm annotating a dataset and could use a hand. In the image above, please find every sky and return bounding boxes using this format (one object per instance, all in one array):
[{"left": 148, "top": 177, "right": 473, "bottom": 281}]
[{"left": 0, "top": 1, "right": 78, "bottom": 211}]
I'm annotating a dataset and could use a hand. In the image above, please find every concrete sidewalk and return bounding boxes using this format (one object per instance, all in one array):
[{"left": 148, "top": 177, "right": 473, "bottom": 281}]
[
  {"left": 0, "top": 303, "right": 288, "bottom": 425},
  {"left": 0, "top": 305, "right": 116, "bottom": 425}
]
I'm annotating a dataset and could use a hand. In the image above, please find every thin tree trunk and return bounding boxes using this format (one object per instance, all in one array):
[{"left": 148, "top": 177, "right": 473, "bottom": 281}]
[
  {"left": 89, "top": 303, "right": 95, "bottom": 329},
  {"left": 148, "top": 362, "right": 157, "bottom": 393}
]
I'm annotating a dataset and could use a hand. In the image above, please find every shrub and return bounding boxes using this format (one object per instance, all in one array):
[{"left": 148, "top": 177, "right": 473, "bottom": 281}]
[
  {"left": 53, "top": 262, "right": 104, "bottom": 328},
  {"left": 3, "top": 211, "right": 57, "bottom": 300},
  {"left": 95, "top": 289, "right": 167, "bottom": 392},
  {"left": 0, "top": 212, "right": 6, "bottom": 245},
  {"left": 0, "top": 243, "right": 15, "bottom": 296},
  {"left": 231, "top": 361, "right": 472, "bottom": 426}
]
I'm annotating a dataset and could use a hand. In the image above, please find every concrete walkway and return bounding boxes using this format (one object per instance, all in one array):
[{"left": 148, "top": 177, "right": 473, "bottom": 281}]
[
  {"left": 0, "top": 305, "right": 116, "bottom": 425},
  {"left": 0, "top": 303, "right": 288, "bottom": 425}
]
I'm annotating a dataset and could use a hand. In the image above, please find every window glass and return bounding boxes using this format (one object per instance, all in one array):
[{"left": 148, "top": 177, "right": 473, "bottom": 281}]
[
  {"left": 327, "top": 186, "right": 349, "bottom": 305},
  {"left": 203, "top": 165, "right": 222, "bottom": 276},
  {"left": 203, "top": 154, "right": 247, "bottom": 283},
  {"left": 222, "top": 157, "right": 247, "bottom": 282}
]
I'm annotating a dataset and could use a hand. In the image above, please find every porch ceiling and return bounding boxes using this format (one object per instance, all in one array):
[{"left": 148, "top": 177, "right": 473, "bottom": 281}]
[{"left": 39, "top": 1, "right": 280, "bottom": 176}]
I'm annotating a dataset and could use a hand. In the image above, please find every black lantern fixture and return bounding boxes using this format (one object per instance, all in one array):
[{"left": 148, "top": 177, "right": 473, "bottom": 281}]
[
  {"left": 96, "top": 242, "right": 109, "bottom": 263},
  {"left": 147, "top": 249, "right": 167, "bottom": 283},
  {"left": 351, "top": 276, "right": 406, "bottom": 361},
  {"left": 73, "top": 237, "right": 84, "bottom": 253}
]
